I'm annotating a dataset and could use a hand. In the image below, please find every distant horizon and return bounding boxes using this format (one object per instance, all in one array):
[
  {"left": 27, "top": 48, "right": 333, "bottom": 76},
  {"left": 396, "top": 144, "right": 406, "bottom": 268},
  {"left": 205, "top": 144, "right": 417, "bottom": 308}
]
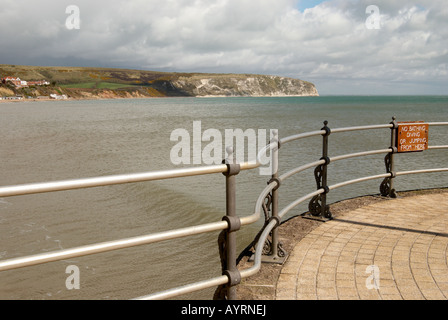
[{"left": 1, "top": 1, "right": 446, "bottom": 96}]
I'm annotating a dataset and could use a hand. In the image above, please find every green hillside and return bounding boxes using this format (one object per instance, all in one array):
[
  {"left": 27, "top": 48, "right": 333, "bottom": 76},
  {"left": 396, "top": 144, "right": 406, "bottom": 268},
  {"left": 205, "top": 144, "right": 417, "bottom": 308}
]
[{"left": 0, "top": 64, "right": 319, "bottom": 99}]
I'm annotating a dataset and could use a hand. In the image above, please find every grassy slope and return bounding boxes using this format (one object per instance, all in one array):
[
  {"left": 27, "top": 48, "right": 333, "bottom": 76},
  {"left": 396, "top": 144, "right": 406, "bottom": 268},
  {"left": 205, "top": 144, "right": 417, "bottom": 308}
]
[
  {"left": 0, "top": 64, "right": 317, "bottom": 98},
  {"left": 0, "top": 64, "right": 171, "bottom": 86},
  {"left": 0, "top": 64, "right": 189, "bottom": 97},
  {"left": 0, "top": 64, "right": 272, "bottom": 87}
]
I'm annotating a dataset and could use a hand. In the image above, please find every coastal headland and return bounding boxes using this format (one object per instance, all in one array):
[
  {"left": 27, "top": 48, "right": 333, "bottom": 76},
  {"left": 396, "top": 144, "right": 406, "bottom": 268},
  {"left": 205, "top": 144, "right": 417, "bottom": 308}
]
[{"left": 0, "top": 64, "right": 318, "bottom": 102}]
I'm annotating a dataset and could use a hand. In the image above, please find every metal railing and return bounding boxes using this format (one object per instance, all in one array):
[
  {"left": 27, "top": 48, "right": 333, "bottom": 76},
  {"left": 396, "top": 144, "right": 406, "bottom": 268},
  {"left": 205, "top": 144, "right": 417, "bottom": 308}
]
[{"left": 0, "top": 117, "right": 447, "bottom": 300}]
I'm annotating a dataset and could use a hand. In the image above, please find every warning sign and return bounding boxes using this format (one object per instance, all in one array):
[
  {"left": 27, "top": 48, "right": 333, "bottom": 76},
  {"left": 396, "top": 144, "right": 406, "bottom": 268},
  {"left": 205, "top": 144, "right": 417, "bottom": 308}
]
[{"left": 397, "top": 122, "right": 429, "bottom": 153}]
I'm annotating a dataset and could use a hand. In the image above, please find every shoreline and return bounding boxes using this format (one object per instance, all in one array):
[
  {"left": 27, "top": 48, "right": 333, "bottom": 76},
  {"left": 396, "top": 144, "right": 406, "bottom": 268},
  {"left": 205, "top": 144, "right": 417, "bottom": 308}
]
[
  {"left": 0, "top": 96, "right": 173, "bottom": 104},
  {"left": 0, "top": 94, "right": 321, "bottom": 104}
]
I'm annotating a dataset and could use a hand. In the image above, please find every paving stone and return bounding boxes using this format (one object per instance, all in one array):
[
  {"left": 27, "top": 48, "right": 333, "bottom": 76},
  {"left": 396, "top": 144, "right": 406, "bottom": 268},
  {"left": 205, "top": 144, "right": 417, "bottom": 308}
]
[{"left": 276, "top": 192, "right": 448, "bottom": 300}]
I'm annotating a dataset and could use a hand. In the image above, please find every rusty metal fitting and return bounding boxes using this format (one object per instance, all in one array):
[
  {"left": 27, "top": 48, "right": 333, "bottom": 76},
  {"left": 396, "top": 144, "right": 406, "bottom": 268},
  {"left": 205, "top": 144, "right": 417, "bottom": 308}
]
[
  {"left": 322, "top": 121, "right": 331, "bottom": 136},
  {"left": 268, "top": 177, "right": 281, "bottom": 191},
  {"left": 391, "top": 116, "right": 399, "bottom": 129},
  {"left": 222, "top": 162, "right": 241, "bottom": 177},
  {"left": 276, "top": 139, "right": 281, "bottom": 150},
  {"left": 321, "top": 156, "right": 331, "bottom": 165},
  {"left": 268, "top": 216, "right": 281, "bottom": 228},
  {"left": 222, "top": 147, "right": 241, "bottom": 177},
  {"left": 222, "top": 216, "right": 241, "bottom": 233},
  {"left": 271, "top": 129, "right": 281, "bottom": 150},
  {"left": 223, "top": 269, "right": 241, "bottom": 287}
]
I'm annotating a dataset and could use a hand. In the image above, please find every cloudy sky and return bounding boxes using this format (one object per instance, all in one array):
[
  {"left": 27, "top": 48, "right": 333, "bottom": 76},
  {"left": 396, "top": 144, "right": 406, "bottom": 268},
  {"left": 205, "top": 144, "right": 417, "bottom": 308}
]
[{"left": 0, "top": 0, "right": 447, "bottom": 95}]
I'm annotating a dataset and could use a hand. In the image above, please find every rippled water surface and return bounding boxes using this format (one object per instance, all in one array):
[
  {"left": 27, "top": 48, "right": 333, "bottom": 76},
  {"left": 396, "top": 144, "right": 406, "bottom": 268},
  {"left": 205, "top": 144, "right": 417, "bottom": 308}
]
[{"left": 0, "top": 96, "right": 447, "bottom": 299}]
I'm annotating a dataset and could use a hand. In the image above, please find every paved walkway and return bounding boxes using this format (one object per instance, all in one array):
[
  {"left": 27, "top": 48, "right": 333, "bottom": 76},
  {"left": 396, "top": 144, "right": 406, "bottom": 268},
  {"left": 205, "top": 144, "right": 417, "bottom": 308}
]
[{"left": 276, "top": 192, "right": 448, "bottom": 300}]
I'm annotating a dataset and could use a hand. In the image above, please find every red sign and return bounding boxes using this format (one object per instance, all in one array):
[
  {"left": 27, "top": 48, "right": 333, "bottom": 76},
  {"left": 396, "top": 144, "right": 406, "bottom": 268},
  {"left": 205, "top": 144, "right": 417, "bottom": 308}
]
[{"left": 397, "top": 122, "right": 429, "bottom": 153}]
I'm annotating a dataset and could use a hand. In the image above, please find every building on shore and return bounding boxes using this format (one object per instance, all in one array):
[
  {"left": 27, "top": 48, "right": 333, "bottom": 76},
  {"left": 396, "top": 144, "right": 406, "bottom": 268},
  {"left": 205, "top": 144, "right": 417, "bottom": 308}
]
[
  {"left": 1, "top": 77, "right": 50, "bottom": 88},
  {"left": 50, "top": 93, "right": 68, "bottom": 100},
  {"left": 2, "top": 95, "right": 24, "bottom": 100}
]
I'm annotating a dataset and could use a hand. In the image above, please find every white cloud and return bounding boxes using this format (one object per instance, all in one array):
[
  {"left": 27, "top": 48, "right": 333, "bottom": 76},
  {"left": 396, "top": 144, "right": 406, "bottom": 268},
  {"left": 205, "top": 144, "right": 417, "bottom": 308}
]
[{"left": 0, "top": 0, "right": 447, "bottom": 94}]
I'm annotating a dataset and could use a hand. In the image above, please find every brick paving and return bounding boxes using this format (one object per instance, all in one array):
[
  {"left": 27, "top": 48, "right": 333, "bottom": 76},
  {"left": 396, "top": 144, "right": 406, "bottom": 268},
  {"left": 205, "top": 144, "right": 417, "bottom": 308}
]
[{"left": 276, "top": 193, "right": 448, "bottom": 300}]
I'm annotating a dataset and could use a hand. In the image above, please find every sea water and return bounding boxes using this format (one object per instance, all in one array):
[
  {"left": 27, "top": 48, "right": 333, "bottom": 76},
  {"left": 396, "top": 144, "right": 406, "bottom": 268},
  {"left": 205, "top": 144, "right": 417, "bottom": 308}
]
[{"left": 0, "top": 96, "right": 447, "bottom": 299}]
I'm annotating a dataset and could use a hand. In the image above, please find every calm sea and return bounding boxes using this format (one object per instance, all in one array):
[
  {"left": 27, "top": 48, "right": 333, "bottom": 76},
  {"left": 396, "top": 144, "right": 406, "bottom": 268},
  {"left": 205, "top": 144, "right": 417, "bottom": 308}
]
[{"left": 0, "top": 96, "right": 447, "bottom": 299}]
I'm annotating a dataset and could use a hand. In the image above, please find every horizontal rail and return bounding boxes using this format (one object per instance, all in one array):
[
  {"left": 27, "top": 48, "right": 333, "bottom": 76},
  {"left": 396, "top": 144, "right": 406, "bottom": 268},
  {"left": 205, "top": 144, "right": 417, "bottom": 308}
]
[
  {"left": 396, "top": 168, "right": 448, "bottom": 176},
  {"left": 137, "top": 179, "right": 281, "bottom": 300},
  {"left": 0, "top": 120, "right": 446, "bottom": 300},
  {"left": 0, "top": 143, "right": 283, "bottom": 273},
  {"left": 240, "top": 178, "right": 279, "bottom": 227},
  {"left": 279, "top": 160, "right": 325, "bottom": 182},
  {"left": 0, "top": 220, "right": 229, "bottom": 272},
  {"left": 279, "top": 130, "right": 326, "bottom": 145},
  {"left": 277, "top": 148, "right": 391, "bottom": 186},
  {"left": 278, "top": 189, "right": 325, "bottom": 220},
  {"left": 329, "top": 168, "right": 448, "bottom": 192},
  {"left": 132, "top": 123, "right": 448, "bottom": 300},
  {"left": 428, "top": 145, "right": 448, "bottom": 150},
  {"left": 135, "top": 275, "right": 229, "bottom": 300},
  {"left": 330, "top": 149, "right": 392, "bottom": 162},
  {"left": 0, "top": 142, "right": 279, "bottom": 198},
  {"left": 329, "top": 173, "right": 392, "bottom": 191},
  {"left": 0, "top": 165, "right": 225, "bottom": 198},
  {"left": 331, "top": 124, "right": 393, "bottom": 133},
  {"left": 4, "top": 120, "right": 444, "bottom": 199}
]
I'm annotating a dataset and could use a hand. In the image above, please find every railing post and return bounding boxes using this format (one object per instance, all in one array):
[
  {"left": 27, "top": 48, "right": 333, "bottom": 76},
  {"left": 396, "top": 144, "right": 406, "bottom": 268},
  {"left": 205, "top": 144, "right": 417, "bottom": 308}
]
[
  {"left": 308, "top": 121, "right": 332, "bottom": 220},
  {"left": 259, "top": 130, "right": 286, "bottom": 263},
  {"left": 380, "top": 116, "right": 398, "bottom": 198},
  {"left": 220, "top": 147, "right": 241, "bottom": 300},
  {"left": 270, "top": 130, "right": 280, "bottom": 259},
  {"left": 320, "top": 121, "right": 331, "bottom": 218}
]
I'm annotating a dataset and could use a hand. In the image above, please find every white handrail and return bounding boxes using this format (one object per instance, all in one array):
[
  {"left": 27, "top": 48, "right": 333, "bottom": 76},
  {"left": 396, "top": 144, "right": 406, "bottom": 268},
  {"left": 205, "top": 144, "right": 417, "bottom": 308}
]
[{"left": 0, "top": 120, "right": 446, "bottom": 300}]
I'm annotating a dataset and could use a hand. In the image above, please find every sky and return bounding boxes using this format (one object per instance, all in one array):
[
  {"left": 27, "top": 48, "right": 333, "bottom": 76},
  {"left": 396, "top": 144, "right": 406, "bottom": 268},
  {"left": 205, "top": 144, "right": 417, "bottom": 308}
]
[{"left": 0, "top": 0, "right": 447, "bottom": 95}]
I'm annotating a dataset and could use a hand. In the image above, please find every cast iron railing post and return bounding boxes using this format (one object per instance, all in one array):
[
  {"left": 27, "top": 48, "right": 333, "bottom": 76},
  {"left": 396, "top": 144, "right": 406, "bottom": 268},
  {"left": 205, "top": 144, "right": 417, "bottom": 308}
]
[
  {"left": 221, "top": 147, "right": 241, "bottom": 300},
  {"left": 257, "top": 131, "right": 286, "bottom": 263},
  {"left": 380, "top": 116, "right": 398, "bottom": 198},
  {"left": 308, "top": 121, "right": 332, "bottom": 219},
  {"left": 270, "top": 130, "right": 280, "bottom": 259}
]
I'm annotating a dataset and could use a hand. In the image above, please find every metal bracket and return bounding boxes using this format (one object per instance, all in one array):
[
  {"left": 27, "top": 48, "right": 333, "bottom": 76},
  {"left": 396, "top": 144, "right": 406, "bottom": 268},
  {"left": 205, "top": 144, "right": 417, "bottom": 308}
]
[
  {"left": 262, "top": 193, "right": 272, "bottom": 221},
  {"left": 268, "top": 216, "right": 281, "bottom": 228},
  {"left": 256, "top": 189, "right": 287, "bottom": 264},
  {"left": 380, "top": 152, "right": 398, "bottom": 198},
  {"left": 222, "top": 216, "right": 241, "bottom": 233},
  {"left": 222, "top": 161, "right": 240, "bottom": 177},
  {"left": 262, "top": 237, "right": 287, "bottom": 258},
  {"left": 309, "top": 164, "right": 332, "bottom": 219},
  {"left": 222, "top": 147, "right": 241, "bottom": 177},
  {"left": 223, "top": 269, "right": 241, "bottom": 287},
  {"left": 268, "top": 177, "right": 281, "bottom": 191},
  {"left": 314, "top": 164, "right": 324, "bottom": 189},
  {"left": 322, "top": 120, "right": 331, "bottom": 136},
  {"left": 308, "top": 194, "right": 331, "bottom": 219}
]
